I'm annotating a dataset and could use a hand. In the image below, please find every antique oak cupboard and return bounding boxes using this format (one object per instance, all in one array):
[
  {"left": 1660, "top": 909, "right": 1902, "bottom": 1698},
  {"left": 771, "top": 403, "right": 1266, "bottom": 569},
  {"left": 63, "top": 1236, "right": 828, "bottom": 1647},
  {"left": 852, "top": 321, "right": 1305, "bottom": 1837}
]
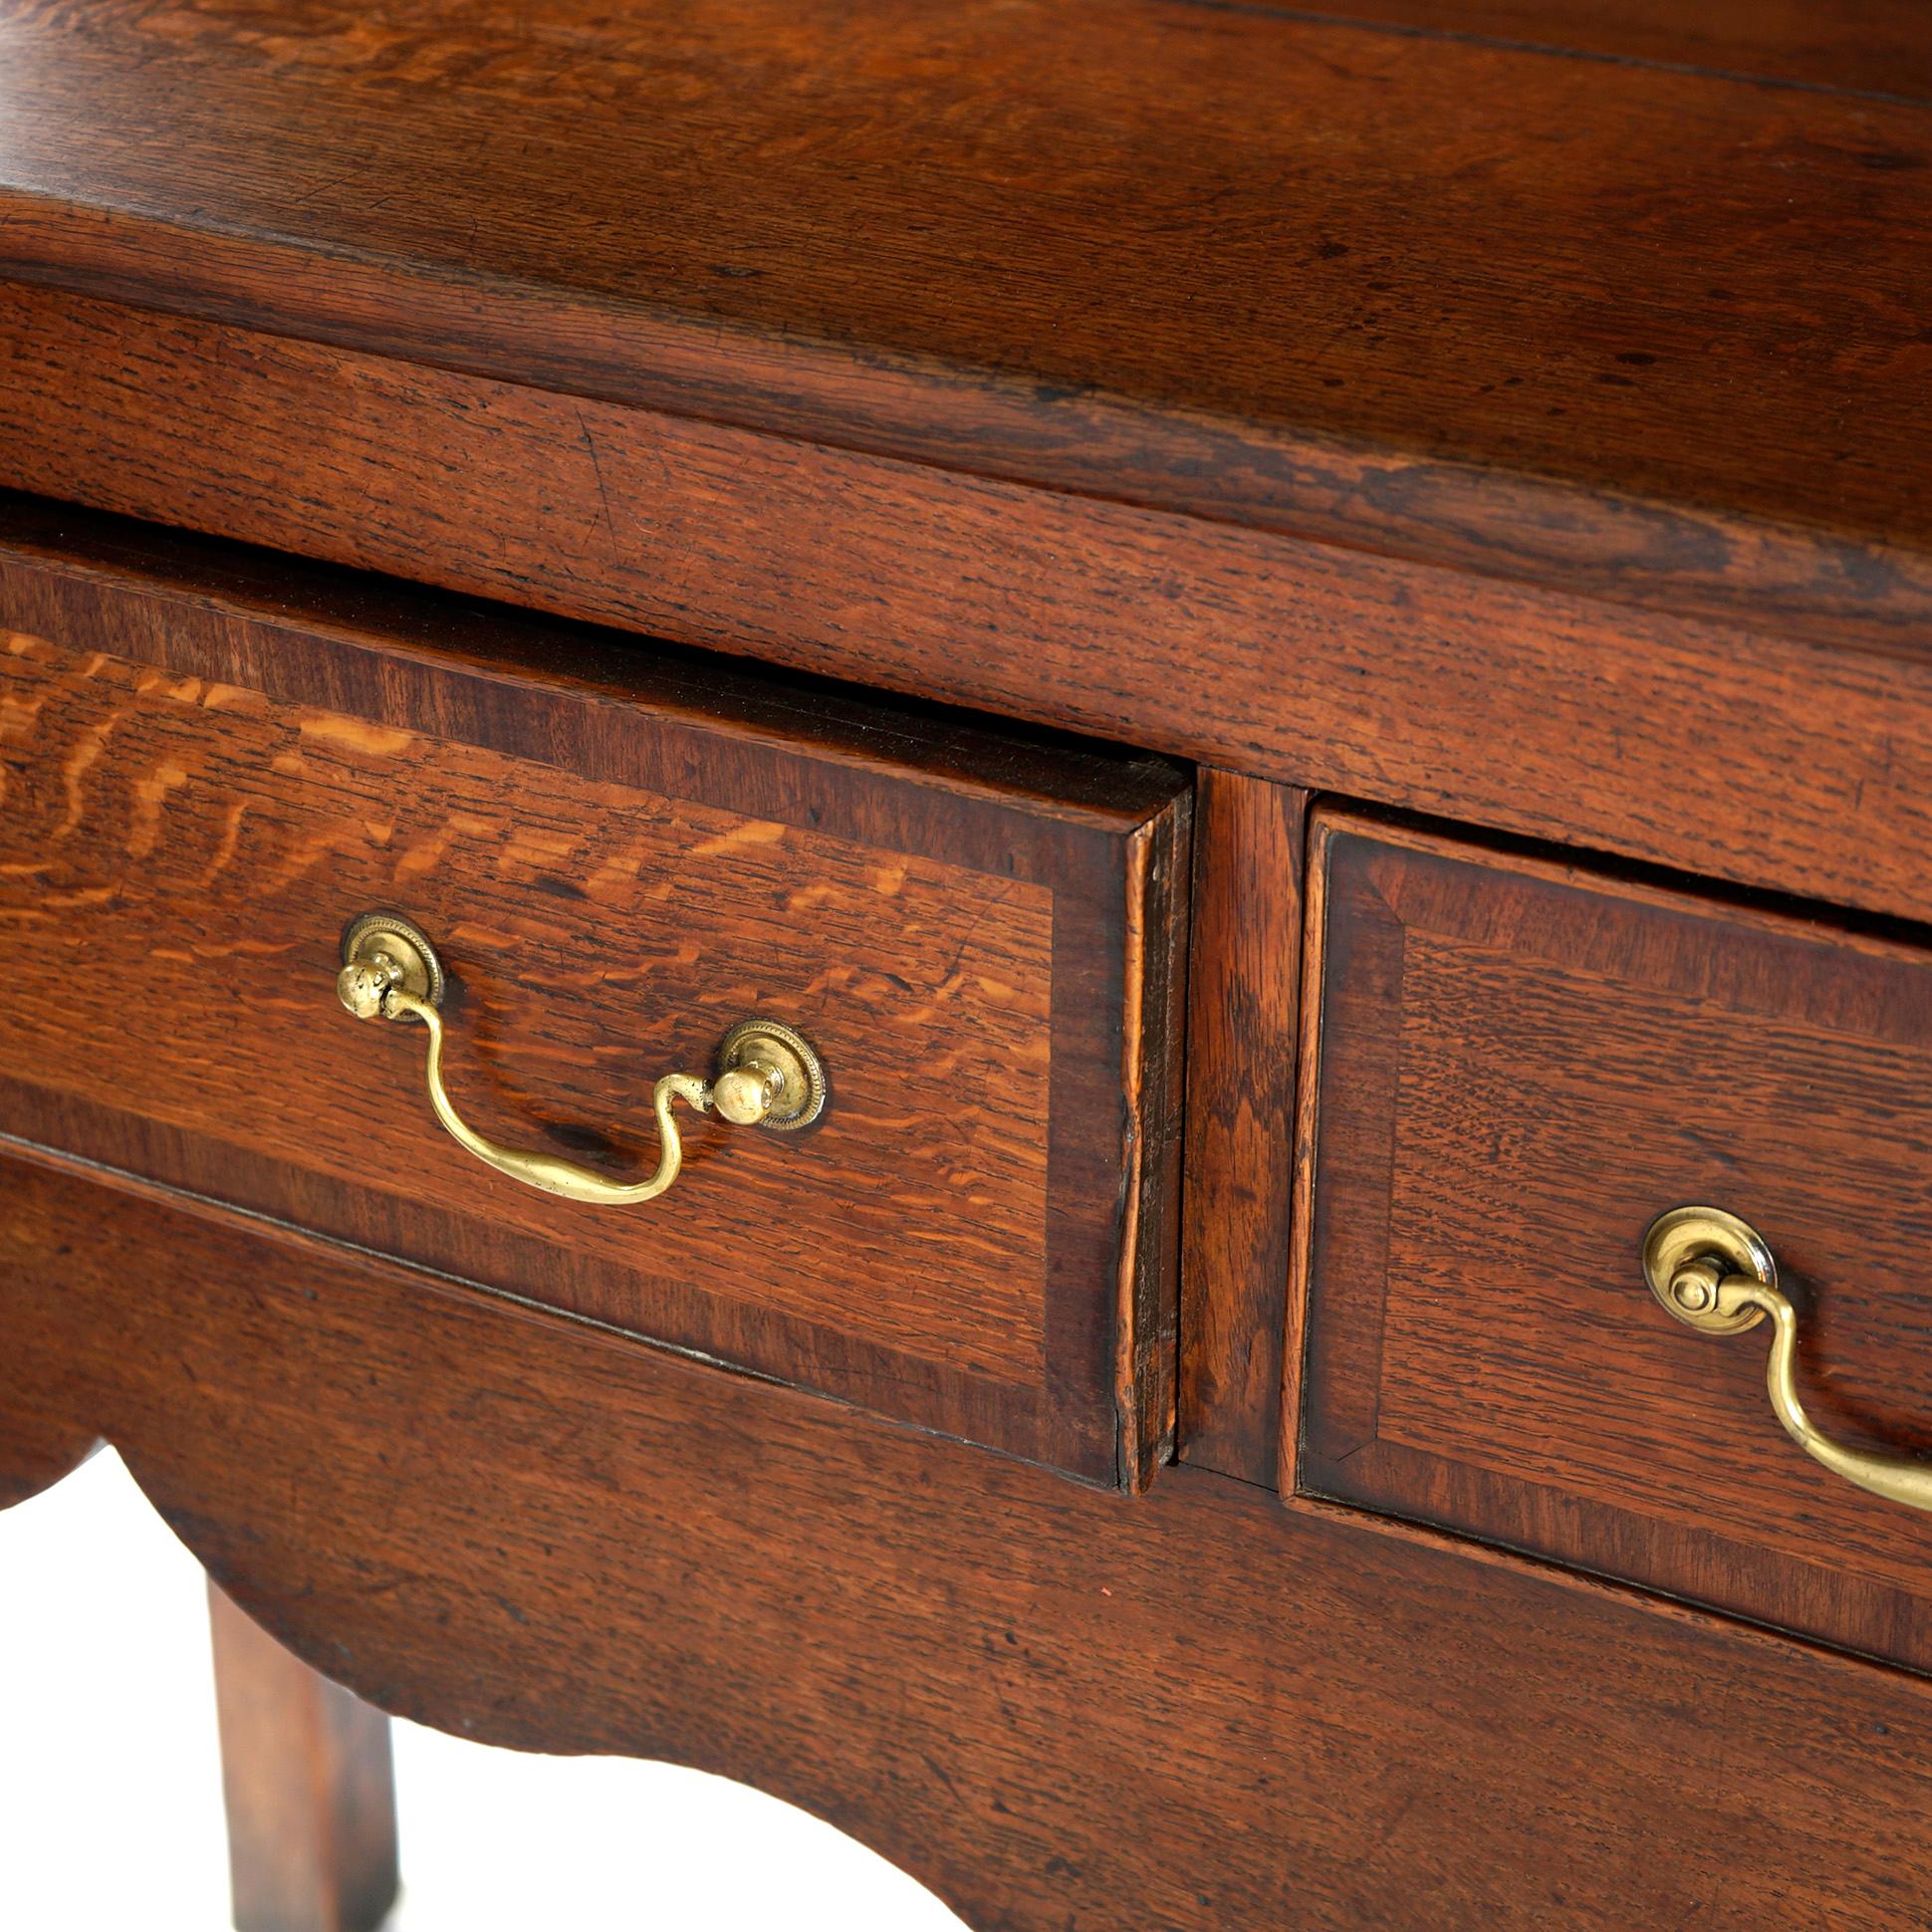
[{"left": 4, "top": 1, "right": 1932, "bottom": 1927}]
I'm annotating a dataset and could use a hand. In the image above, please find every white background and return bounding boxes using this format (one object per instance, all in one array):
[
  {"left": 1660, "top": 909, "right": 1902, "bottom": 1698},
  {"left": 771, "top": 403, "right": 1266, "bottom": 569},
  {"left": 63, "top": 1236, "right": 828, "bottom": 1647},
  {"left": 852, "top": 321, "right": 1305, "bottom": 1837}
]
[{"left": 1, "top": 1450, "right": 966, "bottom": 1931}]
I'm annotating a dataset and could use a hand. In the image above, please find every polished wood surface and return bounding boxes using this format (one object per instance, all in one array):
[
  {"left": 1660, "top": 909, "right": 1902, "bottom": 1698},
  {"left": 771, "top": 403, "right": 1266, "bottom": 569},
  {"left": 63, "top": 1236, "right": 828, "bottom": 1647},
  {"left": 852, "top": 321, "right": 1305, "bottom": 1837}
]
[
  {"left": 8, "top": 1144, "right": 1932, "bottom": 1932},
  {"left": 0, "top": 1409, "right": 97, "bottom": 1513},
  {"left": 11, "top": 305, "right": 1932, "bottom": 955},
  {"left": 1293, "top": 812, "right": 1932, "bottom": 1672},
  {"left": 1179, "top": 771, "right": 1307, "bottom": 1485},
  {"left": 1310, "top": 0, "right": 1932, "bottom": 95},
  {"left": 5, "top": 2, "right": 1932, "bottom": 1921},
  {"left": 6, "top": 2, "right": 1932, "bottom": 956},
  {"left": 0, "top": 512, "right": 1187, "bottom": 1485},
  {"left": 209, "top": 1583, "right": 399, "bottom": 1932},
  {"left": 3, "top": 0, "right": 1928, "bottom": 595}
]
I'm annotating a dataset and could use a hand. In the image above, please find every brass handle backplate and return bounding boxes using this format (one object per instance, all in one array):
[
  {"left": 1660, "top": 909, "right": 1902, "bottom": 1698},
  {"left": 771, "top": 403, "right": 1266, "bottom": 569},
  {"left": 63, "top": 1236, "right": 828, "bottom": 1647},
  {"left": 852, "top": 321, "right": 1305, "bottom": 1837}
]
[
  {"left": 1641, "top": 1205, "right": 1932, "bottom": 1514},
  {"left": 336, "top": 909, "right": 826, "bottom": 1205}
]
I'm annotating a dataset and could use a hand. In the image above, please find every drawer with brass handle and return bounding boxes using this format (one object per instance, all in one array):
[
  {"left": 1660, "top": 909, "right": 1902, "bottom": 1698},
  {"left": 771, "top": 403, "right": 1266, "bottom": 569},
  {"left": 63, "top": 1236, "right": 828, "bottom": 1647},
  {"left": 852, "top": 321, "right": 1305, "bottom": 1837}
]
[
  {"left": 1290, "top": 809, "right": 1932, "bottom": 1671},
  {"left": 0, "top": 537, "right": 1188, "bottom": 1487},
  {"left": 1642, "top": 1206, "right": 1932, "bottom": 1517}
]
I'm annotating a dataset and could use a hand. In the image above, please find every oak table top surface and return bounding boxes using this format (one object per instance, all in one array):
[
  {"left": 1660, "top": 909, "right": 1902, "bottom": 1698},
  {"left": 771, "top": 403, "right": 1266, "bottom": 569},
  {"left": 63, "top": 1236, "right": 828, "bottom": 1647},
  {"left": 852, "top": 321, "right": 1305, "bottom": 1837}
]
[
  {"left": 3, "top": 0, "right": 1930, "bottom": 643},
  {"left": 9, "top": 9, "right": 1932, "bottom": 1929}
]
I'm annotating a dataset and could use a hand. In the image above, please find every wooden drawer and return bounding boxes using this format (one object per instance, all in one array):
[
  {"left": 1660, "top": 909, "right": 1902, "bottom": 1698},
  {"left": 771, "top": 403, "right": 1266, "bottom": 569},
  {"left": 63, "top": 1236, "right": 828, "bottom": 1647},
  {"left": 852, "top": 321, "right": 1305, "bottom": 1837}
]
[
  {"left": 0, "top": 521, "right": 1188, "bottom": 1487},
  {"left": 1292, "top": 810, "right": 1932, "bottom": 1668}
]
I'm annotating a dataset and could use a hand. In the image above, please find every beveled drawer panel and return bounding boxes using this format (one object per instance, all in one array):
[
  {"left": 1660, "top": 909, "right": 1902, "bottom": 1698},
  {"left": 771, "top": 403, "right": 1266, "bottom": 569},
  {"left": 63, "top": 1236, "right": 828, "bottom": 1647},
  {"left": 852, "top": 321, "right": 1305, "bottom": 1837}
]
[
  {"left": 0, "top": 520, "right": 1188, "bottom": 1486},
  {"left": 1292, "top": 810, "right": 1932, "bottom": 1667}
]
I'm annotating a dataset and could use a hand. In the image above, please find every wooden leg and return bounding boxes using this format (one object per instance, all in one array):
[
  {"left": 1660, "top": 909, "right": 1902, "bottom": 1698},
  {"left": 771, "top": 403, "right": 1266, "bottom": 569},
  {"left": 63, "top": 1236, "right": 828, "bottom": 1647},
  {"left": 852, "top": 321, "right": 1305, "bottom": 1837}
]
[{"left": 207, "top": 1580, "right": 401, "bottom": 1932}]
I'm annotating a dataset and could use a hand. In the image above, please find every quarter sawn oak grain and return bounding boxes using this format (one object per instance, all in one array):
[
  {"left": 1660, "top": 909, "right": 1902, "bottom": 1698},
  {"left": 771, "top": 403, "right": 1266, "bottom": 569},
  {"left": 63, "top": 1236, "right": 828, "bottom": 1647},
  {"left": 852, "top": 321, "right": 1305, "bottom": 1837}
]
[
  {"left": 1293, "top": 812, "right": 1932, "bottom": 1673},
  {"left": 6, "top": 2, "right": 1932, "bottom": 1923},
  {"left": 7, "top": 1144, "right": 1932, "bottom": 1932},
  {"left": 4, "top": 0, "right": 1930, "bottom": 585},
  {"left": 7, "top": 0, "right": 1932, "bottom": 953},
  {"left": 0, "top": 515, "right": 1188, "bottom": 1486},
  {"left": 11, "top": 311, "right": 1932, "bottom": 941}
]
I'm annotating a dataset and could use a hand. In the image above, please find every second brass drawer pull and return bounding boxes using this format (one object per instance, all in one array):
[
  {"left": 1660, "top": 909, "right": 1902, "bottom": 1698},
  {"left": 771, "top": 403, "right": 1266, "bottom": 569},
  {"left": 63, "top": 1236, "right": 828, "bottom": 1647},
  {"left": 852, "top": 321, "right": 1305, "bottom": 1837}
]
[
  {"left": 1641, "top": 1205, "right": 1932, "bottom": 1514},
  {"left": 336, "top": 910, "right": 826, "bottom": 1206}
]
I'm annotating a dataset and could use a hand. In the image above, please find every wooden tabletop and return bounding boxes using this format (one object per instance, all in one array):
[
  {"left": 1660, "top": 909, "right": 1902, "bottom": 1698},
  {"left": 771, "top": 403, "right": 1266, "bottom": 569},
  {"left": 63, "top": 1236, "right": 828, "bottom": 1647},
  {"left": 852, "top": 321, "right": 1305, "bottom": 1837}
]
[{"left": 3, "top": 0, "right": 1929, "bottom": 602}]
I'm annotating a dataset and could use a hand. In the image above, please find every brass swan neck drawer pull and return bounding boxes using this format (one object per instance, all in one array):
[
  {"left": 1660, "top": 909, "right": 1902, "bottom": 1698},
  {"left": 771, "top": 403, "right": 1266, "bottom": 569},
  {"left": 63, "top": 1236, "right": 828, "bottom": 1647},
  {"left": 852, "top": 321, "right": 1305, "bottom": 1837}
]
[
  {"left": 335, "top": 910, "right": 826, "bottom": 1205},
  {"left": 1641, "top": 1206, "right": 1932, "bottom": 1514}
]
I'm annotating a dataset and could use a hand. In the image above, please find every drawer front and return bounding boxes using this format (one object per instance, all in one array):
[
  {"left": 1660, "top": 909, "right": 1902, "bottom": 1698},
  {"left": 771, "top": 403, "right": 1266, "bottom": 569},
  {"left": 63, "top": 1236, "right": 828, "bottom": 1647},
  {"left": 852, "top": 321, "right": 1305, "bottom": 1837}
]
[
  {"left": 1292, "top": 810, "right": 1932, "bottom": 1668},
  {"left": 0, "top": 527, "right": 1188, "bottom": 1486}
]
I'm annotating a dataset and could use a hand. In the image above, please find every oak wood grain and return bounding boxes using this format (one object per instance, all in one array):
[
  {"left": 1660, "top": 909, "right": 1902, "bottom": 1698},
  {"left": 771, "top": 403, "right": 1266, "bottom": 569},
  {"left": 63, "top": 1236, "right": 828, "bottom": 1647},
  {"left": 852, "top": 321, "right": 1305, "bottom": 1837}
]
[
  {"left": 1178, "top": 771, "right": 1307, "bottom": 1484},
  {"left": 1293, "top": 811, "right": 1932, "bottom": 1672},
  {"left": 1302, "top": 0, "right": 1932, "bottom": 97},
  {"left": 0, "top": 520, "right": 1188, "bottom": 1485},
  {"left": 209, "top": 1582, "right": 399, "bottom": 1932},
  {"left": 0, "top": 1410, "right": 97, "bottom": 1513},
  {"left": 8, "top": 309, "right": 1932, "bottom": 947},
  {"left": 6, "top": 1144, "right": 1932, "bottom": 1932},
  {"left": 3, "top": 0, "right": 1929, "bottom": 612}
]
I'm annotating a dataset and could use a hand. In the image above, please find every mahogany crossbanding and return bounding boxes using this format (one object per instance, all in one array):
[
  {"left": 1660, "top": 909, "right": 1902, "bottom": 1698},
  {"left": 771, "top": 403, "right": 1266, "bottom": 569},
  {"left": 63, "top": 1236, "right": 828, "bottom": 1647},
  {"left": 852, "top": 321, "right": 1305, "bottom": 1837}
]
[
  {"left": 1293, "top": 810, "right": 1932, "bottom": 1672},
  {"left": 0, "top": 530, "right": 1189, "bottom": 1485}
]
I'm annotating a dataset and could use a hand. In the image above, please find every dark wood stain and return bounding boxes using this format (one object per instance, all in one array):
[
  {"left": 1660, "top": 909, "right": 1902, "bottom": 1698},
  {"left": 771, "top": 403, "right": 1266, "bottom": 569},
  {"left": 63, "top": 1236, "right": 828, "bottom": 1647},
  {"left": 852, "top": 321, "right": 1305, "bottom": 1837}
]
[
  {"left": 1294, "top": 811, "right": 1932, "bottom": 1672},
  {"left": 3, "top": 3, "right": 1930, "bottom": 1922},
  {"left": 1179, "top": 771, "right": 1308, "bottom": 1484},
  {"left": 8, "top": 313, "right": 1932, "bottom": 945},
  {"left": 0, "top": 520, "right": 1189, "bottom": 1486},
  {"left": 8, "top": 1144, "right": 1932, "bottom": 1932},
  {"left": 1275, "top": 0, "right": 1932, "bottom": 100},
  {"left": 209, "top": 1582, "right": 399, "bottom": 1932},
  {"left": 3, "top": 0, "right": 1929, "bottom": 587},
  {"left": 0, "top": 1409, "right": 97, "bottom": 1514}
]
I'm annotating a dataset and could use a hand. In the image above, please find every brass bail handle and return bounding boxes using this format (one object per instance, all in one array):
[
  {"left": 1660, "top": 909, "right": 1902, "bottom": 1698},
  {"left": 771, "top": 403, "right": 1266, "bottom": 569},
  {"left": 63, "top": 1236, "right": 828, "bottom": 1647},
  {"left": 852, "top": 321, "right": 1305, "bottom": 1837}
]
[
  {"left": 336, "top": 910, "right": 826, "bottom": 1205},
  {"left": 1641, "top": 1206, "right": 1932, "bottom": 1515}
]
